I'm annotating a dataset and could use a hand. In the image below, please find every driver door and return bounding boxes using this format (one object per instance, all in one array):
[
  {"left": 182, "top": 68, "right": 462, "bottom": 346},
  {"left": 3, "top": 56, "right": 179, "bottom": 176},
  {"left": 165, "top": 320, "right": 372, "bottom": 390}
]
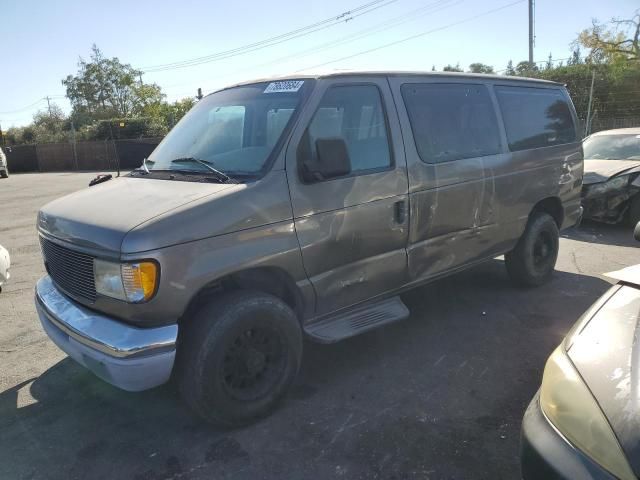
[{"left": 285, "top": 76, "right": 409, "bottom": 316}]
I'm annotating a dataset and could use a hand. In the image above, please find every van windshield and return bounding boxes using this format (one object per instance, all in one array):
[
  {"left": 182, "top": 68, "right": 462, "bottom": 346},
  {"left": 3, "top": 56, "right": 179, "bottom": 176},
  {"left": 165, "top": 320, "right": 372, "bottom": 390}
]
[{"left": 147, "top": 80, "right": 310, "bottom": 177}]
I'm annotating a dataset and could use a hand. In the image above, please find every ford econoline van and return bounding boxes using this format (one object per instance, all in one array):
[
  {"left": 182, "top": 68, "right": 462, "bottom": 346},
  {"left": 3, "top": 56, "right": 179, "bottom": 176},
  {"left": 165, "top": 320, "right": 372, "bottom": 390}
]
[{"left": 35, "top": 72, "right": 583, "bottom": 425}]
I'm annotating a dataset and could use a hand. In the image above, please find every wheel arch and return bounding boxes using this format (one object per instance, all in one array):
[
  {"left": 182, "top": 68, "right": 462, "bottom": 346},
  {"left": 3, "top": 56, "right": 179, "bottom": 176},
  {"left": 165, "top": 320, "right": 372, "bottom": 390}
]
[
  {"left": 530, "top": 196, "right": 564, "bottom": 228},
  {"left": 179, "top": 266, "right": 307, "bottom": 326}
]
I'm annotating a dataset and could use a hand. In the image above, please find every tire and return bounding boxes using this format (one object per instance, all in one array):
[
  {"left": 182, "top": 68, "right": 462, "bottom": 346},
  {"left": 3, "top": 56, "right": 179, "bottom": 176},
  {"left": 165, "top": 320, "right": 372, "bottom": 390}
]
[
  {"left": 627, "top": 194, "right": 640, "bottom": 228},
  {"left": 0, "top": 168, "right": 8, "bottom": 178},
  {"left": 505, "top": 212, "right": 559, "bottom": 287},
  {"left": 176, "top": 290, "right": 302, "bottom": 427}
]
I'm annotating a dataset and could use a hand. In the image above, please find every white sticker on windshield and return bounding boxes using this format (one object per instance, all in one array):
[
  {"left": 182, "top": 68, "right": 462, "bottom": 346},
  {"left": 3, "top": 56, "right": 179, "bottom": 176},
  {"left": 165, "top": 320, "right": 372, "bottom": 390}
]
[{"left": 264, "top": 80, "right": 304, "bottom": 93}]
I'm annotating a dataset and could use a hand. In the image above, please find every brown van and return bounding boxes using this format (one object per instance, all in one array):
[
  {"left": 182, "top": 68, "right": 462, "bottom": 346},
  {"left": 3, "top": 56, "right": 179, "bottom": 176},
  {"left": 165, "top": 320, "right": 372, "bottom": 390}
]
[{"left": 35, "top": 72, "right": 583, "bottom": 425}]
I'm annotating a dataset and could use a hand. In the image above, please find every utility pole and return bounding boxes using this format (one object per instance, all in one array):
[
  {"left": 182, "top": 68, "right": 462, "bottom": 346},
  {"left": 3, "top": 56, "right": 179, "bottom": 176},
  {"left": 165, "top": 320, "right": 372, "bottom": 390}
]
[
  {"left": 45, "top": 96, "right": 52, "bottom": 116},
  {"left": 139, "top": 73, "right": 143, "bottom": 85},
  {"left": 585, "top": 70, "right": 596, "bottom": 137},
  {"left": 528, "top": 0, "right": 535, "bottom": 68}
]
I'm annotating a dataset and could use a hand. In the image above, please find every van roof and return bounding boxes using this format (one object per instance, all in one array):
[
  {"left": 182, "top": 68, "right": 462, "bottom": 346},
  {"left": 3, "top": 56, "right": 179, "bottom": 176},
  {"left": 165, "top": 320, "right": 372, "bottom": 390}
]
[{"left": 224, "top": 70, "right": 564, "bottom": 90}]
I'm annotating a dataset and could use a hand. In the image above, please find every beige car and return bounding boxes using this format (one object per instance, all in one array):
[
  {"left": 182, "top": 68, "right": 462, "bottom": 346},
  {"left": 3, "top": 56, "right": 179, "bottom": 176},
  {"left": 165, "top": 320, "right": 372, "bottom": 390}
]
[{"left": 0, "top": 147, "right": 9, "bottom": 178}]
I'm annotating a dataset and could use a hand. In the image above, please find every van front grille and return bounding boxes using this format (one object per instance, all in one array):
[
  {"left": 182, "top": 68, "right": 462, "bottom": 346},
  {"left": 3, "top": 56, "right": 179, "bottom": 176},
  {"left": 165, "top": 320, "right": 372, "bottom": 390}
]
[{"left": 40, "top": 237, "right": 97, "bottom": 303}]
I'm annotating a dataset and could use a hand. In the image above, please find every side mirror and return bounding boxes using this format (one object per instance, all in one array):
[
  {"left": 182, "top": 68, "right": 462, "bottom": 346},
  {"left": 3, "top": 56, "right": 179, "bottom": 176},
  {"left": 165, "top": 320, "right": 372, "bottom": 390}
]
[
  {"left": 301, "top": 137, "right": 351, "bottom": 182},
  {"left": 635, "top": 221, "right": 640, "bottom": 242}
]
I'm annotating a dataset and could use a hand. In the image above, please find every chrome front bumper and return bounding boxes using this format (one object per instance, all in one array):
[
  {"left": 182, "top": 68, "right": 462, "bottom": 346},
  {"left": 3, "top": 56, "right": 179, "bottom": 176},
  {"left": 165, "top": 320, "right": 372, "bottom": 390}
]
[{"left": 35, "top": 276, "right": 178, "bottom": 391}]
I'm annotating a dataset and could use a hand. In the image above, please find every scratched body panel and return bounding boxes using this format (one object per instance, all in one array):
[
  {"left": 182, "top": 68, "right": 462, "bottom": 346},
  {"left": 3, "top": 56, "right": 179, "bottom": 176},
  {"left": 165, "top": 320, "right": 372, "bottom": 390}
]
[
  {"left": 389, "top": 75, "right": 583, "bottom": 282},
  {"left": 285, "top": 75, "right": 410, "bottom": 315}
]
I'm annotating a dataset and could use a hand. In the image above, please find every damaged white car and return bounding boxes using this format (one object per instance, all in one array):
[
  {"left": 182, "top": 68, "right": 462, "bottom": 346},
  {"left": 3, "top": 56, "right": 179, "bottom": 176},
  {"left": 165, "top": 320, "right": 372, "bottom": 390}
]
[
  {"left": 0, "top": 245, "right": 9, "bottom": 292},
  {"left": 582, "top": 127, "right": 640, "bottom": 225}
]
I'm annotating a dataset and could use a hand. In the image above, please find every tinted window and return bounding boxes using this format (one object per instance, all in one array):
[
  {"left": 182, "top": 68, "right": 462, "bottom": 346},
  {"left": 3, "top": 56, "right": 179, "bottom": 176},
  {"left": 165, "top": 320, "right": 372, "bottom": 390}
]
[
  {"left": 401, "top": 83, "right": 501, "bottom": 163},
  {"left": 304, "top": 85, "right": 391, "bottom": 174},
  {"left": 495, "top": 86, "right": 576, "bottom": 151}
]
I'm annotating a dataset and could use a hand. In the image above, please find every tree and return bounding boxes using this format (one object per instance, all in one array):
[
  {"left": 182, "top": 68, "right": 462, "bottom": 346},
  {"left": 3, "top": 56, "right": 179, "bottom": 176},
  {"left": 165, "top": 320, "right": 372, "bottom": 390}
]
[
  {"left": 31, "top": 104, "right": 69, "bottom": 143},
  {"left": 468, "top": 63, "right": 494, "bottom": 74},
  {"left": 566, "top": 47, "right": 582, "bottom": 66},
  {"left": 576, "top": 9, "right": 640, "bottom": 62},
  {"left": 62, "top": 45, "right": 164, "bottom": 124},
  {"left": 443, "top": 63, "right": 463, "bottom": 72},
  {"left": 515, "top": 60, "right": 539, "bottom": 76},
  {"left": 545, "top": 53, "right": 553, "bottom": 70},
  {"left": 164, "top": 97, "right": 196, "bottom": 128},
  {"left": 505, "top": 60, "right": 516, "bottom": 76}
]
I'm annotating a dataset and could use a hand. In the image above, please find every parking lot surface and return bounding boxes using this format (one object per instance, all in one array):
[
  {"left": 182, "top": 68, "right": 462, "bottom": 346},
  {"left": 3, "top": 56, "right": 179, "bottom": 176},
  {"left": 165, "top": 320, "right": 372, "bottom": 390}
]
[{"left": 0, "top": 172, "right": 638, "bottom": 480}]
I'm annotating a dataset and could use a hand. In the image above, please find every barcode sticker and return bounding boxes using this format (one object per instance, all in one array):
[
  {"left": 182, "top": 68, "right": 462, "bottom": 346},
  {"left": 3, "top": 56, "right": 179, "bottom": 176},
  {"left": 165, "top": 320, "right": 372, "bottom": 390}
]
[{"left": 264, "top": 80, "right": 304, "bottom": 93}]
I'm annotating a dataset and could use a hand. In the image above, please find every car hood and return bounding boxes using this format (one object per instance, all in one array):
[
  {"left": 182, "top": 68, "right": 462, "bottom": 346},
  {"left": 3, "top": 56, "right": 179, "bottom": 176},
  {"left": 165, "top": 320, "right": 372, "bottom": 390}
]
[
  {"left": 567, "top": 274, "right": 640, "bottom": 476},
  {"left": 583, "top": 159, "right": 640, "bottom": 185},
  {"left": 38, "top": 177, "right": 236, "bottom": 253}
]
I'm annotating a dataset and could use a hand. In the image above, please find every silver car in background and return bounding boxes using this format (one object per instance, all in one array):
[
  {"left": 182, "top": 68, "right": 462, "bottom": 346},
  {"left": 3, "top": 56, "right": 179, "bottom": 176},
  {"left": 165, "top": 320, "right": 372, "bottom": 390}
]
[{"left": 581, "top": 128, "right": 640, "bottom": 226}]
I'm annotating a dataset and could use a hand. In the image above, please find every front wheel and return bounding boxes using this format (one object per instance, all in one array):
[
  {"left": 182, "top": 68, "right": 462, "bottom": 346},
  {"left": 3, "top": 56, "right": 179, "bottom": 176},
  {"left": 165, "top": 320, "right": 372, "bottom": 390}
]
[
  {"left": 176, "top": 290, "right": 302, "bottom": 427},
  {"left": 505, "top": 212, "right": 559, "bottom": 287},
  {"left": 0, "top": 168, "right": 8, "bottom": 178}
]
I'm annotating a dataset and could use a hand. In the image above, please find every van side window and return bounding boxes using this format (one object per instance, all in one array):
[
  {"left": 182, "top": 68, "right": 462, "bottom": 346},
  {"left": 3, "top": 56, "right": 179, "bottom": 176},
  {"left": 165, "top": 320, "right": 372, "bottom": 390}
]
[
  {"left": 400, "top": 83, "right": 501, "bottom": 164},
  {"left": 495, "top": 86, "right": 576, "bottom": 151},
  {"left": 303, "top": 85, "right": 392, "bottom": 175}
]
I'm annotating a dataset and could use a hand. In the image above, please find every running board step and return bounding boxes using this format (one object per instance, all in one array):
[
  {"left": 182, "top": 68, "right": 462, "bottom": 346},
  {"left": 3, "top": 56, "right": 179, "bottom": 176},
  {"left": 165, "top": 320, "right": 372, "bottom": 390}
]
[{"left": 304, "top": 296, "right": 410, "bottom": 343}]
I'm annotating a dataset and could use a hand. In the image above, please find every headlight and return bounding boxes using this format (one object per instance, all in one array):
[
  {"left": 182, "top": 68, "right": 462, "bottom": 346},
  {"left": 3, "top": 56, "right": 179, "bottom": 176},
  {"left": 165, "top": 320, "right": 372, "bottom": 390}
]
[
  {"left": 584, "top": 175, "right": 629, "bottom": 198},
  {"left": 540, "top": 347, "right": 635, "bottom": 480},
  {"left": 94, "top": 259, "right": 159, "bottom": 303}
]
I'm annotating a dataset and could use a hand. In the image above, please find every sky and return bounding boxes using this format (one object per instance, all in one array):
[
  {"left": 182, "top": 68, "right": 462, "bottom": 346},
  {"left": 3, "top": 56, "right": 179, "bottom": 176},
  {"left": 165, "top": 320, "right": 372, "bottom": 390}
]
[{"left": 1, "top": 0, "right": 637, "bottom": 128}]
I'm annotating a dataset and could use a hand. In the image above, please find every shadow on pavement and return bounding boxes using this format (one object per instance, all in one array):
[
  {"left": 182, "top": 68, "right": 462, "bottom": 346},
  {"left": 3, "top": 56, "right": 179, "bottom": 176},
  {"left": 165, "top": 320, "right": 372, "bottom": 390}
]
[
  {"left": 0, "top": 260, "right": 613, "bottom": 480},
  {"left": 563, "top": 220, "right": 639, "bottom": 248}
]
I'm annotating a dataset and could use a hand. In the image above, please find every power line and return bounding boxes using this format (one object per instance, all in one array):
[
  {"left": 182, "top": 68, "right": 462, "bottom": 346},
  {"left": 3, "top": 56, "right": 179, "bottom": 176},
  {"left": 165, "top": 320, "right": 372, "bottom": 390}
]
[
  {"left": 252, "top": 0, "right": 462, "bottom": 71},
  {"left": 141, "top": 0, "right": 400, "bottom": 73},
  {"left": 295, "top": 0, "right": 526, "bottom": 72},
  {"left": 163, "top": 0, "right": 462, "bottom": 95},
  {"left": 0, "top": 94, "right": 67, "bottom": 115},
  {"left": 0, "top": 98, "right": 47, "bottom": 114}
]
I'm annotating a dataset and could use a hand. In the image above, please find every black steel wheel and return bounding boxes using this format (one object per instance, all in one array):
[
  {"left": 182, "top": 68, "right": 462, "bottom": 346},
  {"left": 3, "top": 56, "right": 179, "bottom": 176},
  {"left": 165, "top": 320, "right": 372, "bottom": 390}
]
[
  {"left": 177, "top": 290, "right": 302, "bottom": 427},
  {"left": 505, "top": 212, "right": 559, "bottom": 287}
]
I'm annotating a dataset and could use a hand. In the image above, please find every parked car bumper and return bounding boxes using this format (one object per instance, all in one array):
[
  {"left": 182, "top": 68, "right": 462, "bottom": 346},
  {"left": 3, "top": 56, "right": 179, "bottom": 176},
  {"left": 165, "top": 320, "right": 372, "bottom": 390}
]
[
  {"left": 521, "top": 393, "right": 616, "bottom": 480},
  {"left": 35, "top": 275, "right": 178, "bottom": 391}
]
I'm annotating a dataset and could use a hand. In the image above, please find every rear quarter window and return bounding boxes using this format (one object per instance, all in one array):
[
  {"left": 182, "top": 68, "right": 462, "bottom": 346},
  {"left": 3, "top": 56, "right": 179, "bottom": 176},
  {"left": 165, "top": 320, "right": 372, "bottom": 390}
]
[
  {"left": 400, "top": 83, "right": 502, "bottom": 164},
  {"left": 495, "top": 86, "right": 576, "bottom": 151}
]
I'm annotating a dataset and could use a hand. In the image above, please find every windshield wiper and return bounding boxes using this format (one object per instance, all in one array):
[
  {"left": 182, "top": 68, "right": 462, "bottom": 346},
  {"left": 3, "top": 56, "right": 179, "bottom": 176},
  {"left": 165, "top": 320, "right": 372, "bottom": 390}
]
[{"left": 170, "top": 157, "right": 231, "bottom": 183}]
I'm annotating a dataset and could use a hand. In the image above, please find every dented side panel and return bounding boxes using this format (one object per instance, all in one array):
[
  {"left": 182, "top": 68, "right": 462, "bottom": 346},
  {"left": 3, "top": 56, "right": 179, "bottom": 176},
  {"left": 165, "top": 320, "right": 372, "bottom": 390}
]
[
  {"left": 286, "top": 75, "right": 410, "bottom": 315},
  {"left": 389, "top": 76, "right": 583, "bottom": 282}
]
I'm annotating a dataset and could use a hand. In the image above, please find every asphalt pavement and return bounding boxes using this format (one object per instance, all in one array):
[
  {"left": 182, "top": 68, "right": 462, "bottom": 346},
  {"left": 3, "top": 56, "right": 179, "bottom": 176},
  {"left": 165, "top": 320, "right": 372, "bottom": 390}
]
[{"left": 0, "top": 172, "right": 638, "bottom": 480}]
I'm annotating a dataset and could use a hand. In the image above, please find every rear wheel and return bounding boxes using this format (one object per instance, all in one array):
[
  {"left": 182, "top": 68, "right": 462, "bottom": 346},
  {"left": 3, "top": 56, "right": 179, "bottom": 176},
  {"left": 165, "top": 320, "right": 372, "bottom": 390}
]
[
  {"left": 0, "top": 168, "right": 8, "bottom": 178},
  {"left": 177, "top": 290, "right": 302, "bottom": 427},
  {"left": 505, "top": 212, "right": 559, "bottom": 287}
]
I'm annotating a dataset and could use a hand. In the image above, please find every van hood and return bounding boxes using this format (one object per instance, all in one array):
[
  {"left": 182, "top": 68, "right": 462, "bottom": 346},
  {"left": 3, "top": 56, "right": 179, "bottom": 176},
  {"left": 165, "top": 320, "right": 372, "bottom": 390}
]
[
  {"left": 583, "top": 159, "right": 640, "bottom": 185},
  {"left": 38, "top": 177, "right": 236, "bottom": 253}
]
